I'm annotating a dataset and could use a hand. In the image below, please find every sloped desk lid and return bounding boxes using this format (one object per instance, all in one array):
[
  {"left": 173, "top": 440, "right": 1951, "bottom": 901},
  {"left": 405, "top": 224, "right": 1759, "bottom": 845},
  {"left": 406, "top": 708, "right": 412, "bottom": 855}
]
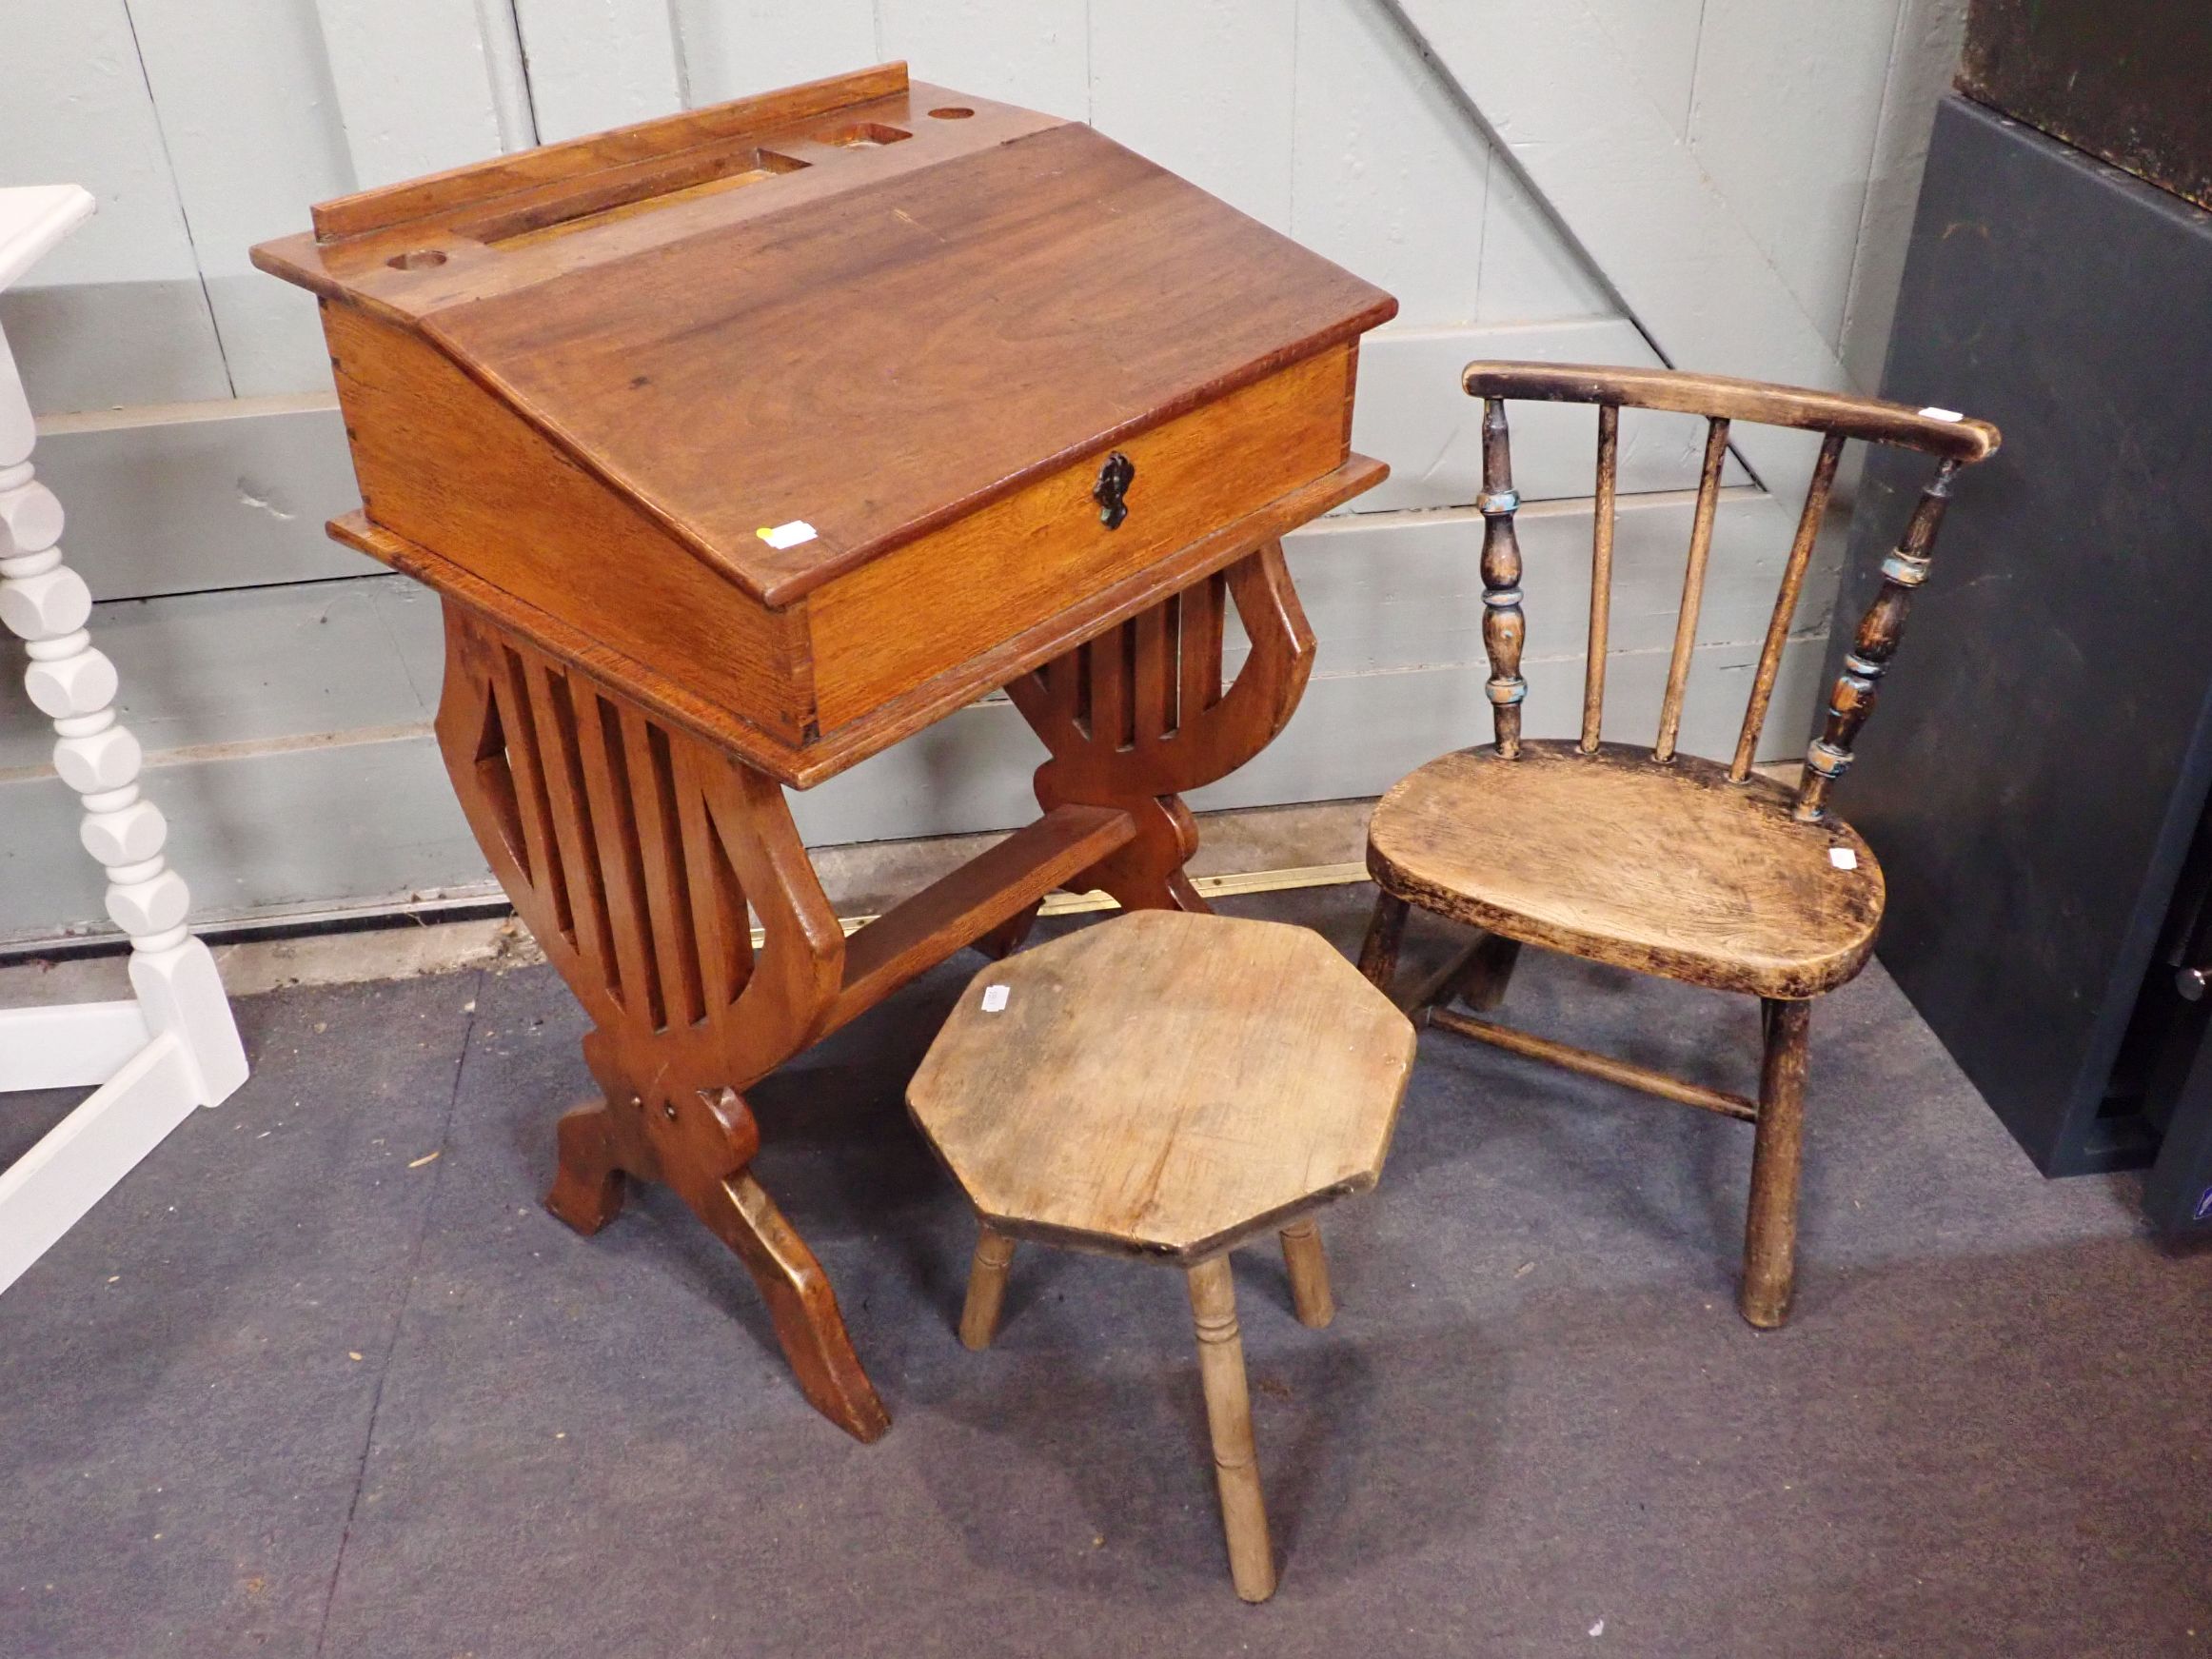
[{"left": 253, "top": 67, "right": 1394, "bottom": 608}]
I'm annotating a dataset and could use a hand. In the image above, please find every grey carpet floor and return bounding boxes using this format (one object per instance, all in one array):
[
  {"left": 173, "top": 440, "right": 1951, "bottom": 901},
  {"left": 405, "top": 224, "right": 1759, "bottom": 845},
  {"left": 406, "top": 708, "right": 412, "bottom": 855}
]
[{"left": 3, "top": 885, "right": 2208, "bottom": 1658}]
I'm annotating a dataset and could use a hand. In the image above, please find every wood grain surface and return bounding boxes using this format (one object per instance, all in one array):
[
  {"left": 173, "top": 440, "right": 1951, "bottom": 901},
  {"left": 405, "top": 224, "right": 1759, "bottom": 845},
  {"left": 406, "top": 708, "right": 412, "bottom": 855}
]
[
  {"left": 323, "top": 302, "right": 816, "bottom": 746},
  {"left": 1461, "top": 361, "right": 1999, "bottom": 463},
  {"left": 255, "top": 64, "right": 1403, "bottom": 1442},
  {"left": 268, "top": 69, "right": 1392, "bottom": 769},
  {"left": 806, "top": 346, "right": 1353, "bottom": 728},
  {"left": 306, "top": 62, "right": 916, "bottom": 241},
  {"left": 326, "top": 454, "right": 1380, "bottom": 788},
  {"left": 1742, "top": 997, "right": 1813, "bottom": 1327},
  {"left": 906, "top": 911, "right": 1415, "bottom": 1259},
  {"left": 1368, "top": 741, "right": 1885, "bottom": 999},
  {"left": 1188, "top": 1254, "right": 1276, "bottom": 1602},
  {"left": 1006, "top": 541, "right": 1316, "bottom": 914},
  {"left": 424, "top": 118, "right": 1392, "bottom": 603},
  {"left": 1365, "top": 358, "right": 1996, "bottom": 1331}
]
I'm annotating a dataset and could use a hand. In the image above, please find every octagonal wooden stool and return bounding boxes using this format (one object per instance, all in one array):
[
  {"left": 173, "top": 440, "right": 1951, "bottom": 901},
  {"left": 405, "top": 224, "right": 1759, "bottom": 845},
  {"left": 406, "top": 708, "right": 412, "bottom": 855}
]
[{"left": 907, "top": 910, "right": 1415, "bottom": 1601}]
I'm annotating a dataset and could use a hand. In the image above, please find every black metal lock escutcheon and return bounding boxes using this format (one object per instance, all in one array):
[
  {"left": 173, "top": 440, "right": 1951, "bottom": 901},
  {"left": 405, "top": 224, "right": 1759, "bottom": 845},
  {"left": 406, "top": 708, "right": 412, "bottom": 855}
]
[{"left": 1093, "top": 450, "right": 1135, "bottom": 530}]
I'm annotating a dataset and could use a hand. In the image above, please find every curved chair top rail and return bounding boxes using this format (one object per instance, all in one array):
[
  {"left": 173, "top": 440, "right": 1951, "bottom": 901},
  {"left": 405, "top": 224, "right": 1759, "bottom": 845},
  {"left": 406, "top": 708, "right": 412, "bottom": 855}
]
[
  {"left": 1453, "top": 359, "right": 2000, "bottom": 819},
  {"left": 1461, "top": 361, "right": 2001, "bottom": 464}
]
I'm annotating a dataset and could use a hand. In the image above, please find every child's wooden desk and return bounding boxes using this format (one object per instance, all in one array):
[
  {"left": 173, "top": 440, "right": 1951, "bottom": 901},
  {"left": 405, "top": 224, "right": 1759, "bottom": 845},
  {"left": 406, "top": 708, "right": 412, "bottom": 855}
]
[{"left": 254, "top": 62, "right": 1394, "bottom": 1440}]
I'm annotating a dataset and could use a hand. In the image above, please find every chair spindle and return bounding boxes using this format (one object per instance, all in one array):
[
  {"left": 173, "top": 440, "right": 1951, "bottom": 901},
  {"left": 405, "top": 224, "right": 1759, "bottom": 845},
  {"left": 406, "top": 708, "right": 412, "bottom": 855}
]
[
  {"left": 1793, "top": 458, "right": 1961, "bottom": 821},
  {"left": 1583, "top": 404, "right": 1619, "bottom": 752},
  {"left": 1477, "top": 398, "right": 1526, "bottom": 759},
  {"left": 1729, "top": 430, "right": 1847, "bottom": 782},
  {"left": 1654, "top": 417, "right": 1732, "bottom": 762}
]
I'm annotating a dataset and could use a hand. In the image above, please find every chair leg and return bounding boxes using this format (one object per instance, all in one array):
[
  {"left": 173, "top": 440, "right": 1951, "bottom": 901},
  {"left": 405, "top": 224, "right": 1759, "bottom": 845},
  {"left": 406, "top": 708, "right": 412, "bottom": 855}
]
[
  {"left": 1358, "top": 890, "right": 1408, "bottom": 994},
  {"left": 960, "top": 1220, "right": 1017, "bottom": 1350},
  {"left": 1741, "top": 997, "right": 1813, "bottom": 1329},
  {"left": 1187, "top": 1254, "right": 1276, "bottom": 1602},
  {"left": 973, "top": 901, "right": 1042, "bottom": 960},
  {"left": 1277, "top": 1217, "right": 1334, "bottom": 1328},
  {"left": 1449, "top": 932, "right": 1523, "bottom": 1013}
]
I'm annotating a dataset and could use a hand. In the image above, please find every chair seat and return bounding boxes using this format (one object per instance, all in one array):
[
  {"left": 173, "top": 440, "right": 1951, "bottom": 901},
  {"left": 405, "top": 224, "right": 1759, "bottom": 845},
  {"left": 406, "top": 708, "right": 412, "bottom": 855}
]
[{"left": 1367, "top": 741, "right": 1885, "bottom": 998}]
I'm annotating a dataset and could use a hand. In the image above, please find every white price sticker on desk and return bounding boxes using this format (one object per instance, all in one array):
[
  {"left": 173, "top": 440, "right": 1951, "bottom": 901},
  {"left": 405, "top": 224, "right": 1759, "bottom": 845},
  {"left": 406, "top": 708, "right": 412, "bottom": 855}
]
[{"left": 755, "top": 519, "right": 818, "bottom": 550}]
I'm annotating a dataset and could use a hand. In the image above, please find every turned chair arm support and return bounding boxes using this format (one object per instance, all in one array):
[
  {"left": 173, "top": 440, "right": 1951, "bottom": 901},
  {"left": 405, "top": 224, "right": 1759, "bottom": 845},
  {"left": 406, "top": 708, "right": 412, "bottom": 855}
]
[
  {"left": 1455, "top": 359, "right": 2001, "bottom": 798},
  {"left": 1791, "top": 457, "right": 1964, "bottom": 821}
]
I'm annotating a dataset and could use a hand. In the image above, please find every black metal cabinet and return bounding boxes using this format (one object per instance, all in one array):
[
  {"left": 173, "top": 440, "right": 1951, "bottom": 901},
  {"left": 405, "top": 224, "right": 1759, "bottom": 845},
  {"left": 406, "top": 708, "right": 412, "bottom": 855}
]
[{"left": 1834, "top": 95, "right": 2212, "bottom": 1228}]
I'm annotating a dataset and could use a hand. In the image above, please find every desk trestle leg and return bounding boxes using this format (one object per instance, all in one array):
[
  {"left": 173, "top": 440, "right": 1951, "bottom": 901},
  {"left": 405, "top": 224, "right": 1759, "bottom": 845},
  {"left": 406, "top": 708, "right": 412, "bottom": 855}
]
[
  {"left": 435, "top": 602, "right": 1158, "bottom": 1442},
  {"left": 438, "top": 607, "right": 891, "bottom": 1440},
  {"left": 551, "top": 1071, "right": 890, "bottom": 1440},
  {"left": 1006, "top": 541, "right": 1314, "bottom": 913}
]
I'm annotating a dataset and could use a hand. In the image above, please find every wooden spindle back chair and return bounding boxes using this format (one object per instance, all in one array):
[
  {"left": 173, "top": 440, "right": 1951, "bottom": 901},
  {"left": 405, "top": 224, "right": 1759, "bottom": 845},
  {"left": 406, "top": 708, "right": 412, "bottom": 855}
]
[{"left": 1359, "top": 361, "right": 1999, "bottom": 1328}]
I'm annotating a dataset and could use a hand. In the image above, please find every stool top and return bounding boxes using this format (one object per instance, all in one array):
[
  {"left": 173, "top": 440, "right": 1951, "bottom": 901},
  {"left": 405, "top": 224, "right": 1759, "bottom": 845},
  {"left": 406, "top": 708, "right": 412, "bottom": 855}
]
[{"left": 907, "top": 911, "right": 1416, "bottom": 1260}]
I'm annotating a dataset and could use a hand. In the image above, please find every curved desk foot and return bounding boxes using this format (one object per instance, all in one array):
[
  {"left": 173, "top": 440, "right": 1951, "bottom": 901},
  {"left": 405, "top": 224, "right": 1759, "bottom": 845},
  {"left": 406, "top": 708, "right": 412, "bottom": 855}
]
[
  {"left": 704, "top": 1171, "right": 891, "bottom": 1442},
  {"left": 546, "top": 1099, "right": 627, "bottom": 1235}
]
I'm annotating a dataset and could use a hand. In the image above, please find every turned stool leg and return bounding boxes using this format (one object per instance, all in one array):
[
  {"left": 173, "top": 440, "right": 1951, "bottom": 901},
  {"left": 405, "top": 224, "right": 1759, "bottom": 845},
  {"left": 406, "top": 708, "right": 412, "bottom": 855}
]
[
  {"left": 960, "top": 1221, "right": 1017, "bottom": 1351},
  {"left": 1186, "top": 1254, "right": 1274, "bottom": 1602},
  {"left": 1741, "top": 997, "right": 1813, "bottom": 1328},
  {"left": 1277, "top": 1217, "right": 1334, "bottom": 1329}
]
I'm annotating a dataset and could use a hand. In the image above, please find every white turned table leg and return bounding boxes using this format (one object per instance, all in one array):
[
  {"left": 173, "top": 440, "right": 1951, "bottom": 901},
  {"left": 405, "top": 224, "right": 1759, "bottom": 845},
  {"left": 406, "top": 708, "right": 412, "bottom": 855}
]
[{"left": 0, "top": 279, "right": 247, "bottom": 1293}]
